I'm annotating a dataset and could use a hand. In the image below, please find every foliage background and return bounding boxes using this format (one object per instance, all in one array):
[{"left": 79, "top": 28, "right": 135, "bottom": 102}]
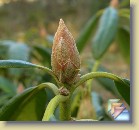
[{"left": 0, "top": 0, "right": 130, "bottom": 121}]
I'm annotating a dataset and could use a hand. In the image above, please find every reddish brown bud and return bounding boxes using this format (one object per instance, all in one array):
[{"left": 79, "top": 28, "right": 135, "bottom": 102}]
[
  {"left": 51, "top": 19, "right": 80, "bottom": 84},
  {"left": 110, "top": 0, "right": 119, "bottom": 8}
]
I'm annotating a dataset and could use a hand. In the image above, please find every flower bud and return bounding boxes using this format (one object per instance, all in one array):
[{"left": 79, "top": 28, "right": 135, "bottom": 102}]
[
  {"left": 110, "top": 0, "right": 119, "bottom": 8},
  {"left": 51, "top": 19, "right": 80, "bottom": 84}
]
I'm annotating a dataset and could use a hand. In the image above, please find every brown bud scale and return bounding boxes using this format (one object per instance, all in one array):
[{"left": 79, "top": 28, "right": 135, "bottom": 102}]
[{"left": 51, "top": 19, "right": 80, "bottom": 84}]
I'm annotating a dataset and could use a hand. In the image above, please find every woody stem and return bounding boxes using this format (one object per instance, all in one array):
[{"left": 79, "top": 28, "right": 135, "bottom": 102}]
[
  {"left": 59, "top": 84, "right": 72, "bottom": 121},
  {"left": 59, "top": 97, "right": 71, "bottom": 121}
]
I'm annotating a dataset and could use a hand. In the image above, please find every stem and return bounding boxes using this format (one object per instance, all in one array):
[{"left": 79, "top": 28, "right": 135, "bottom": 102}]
[
  {"left": 60, "top": 98, "right": 71, "bottom": 121},
  {"left": 92, "top": 60, "right": 100, "bottom": 72},
  {"left": 75, "top": 72, "right": 126, "bottom": 89},
  {"left": 37, "top": 82, "right": 59, "bottom": 95},
  {"left": 86, "top": 60, "right": 100, "bottom": 93},
  {"left": 36, "top": 65, "right": 63, "bottom": 87},
  {"left": 42, "top": 95, "right": 69, "bottom": 121}
]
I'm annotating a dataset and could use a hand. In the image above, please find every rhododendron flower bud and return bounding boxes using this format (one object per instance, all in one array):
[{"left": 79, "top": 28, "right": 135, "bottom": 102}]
[{"left": 51, "top": 19, "right": 80, "bottom": 84}]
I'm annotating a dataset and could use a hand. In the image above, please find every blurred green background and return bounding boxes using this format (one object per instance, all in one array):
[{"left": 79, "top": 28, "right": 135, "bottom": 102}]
[{"left": 0, "top": 0, "right": 130, "bottom": 121}]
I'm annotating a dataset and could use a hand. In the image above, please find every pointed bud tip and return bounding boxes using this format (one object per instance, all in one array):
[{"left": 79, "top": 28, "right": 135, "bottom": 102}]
[
  {"left": 59, "top": 18, "right": 64, "bottom": 23},
  {"left": 110, "top": 0, "right": 119, "bottom": 8},
  {"left": 59, "top": 19, "right": 66, "bottom": 28}
]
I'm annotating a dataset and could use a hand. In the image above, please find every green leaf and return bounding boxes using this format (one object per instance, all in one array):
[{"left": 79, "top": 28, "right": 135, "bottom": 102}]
[
  {"left": 92, "top": 7, "right": 118, "bottom": 59},
  {"left": 8, "top": 43, "right": 30, "bottom": 61},
  {"left": 0, "top": 94, "right": 11, "bottom": 107},
  {"left": 76, "top": 10, "right": 102, "bottom": 52},
  {"left": 123, "top": 78, "right": 130, "bottom": 86},
  {"left": 7, "top": 43, "right": 30, "bottom": 77},
  {"left": 117, "top": 28, "right": 130, "bottom": 64},
  {"left": 0, "top": 76, "right": 16, "bottom": 96},
  {"left": 0, "top": 40, "right": 15, "bottom": 59},
  {"left": 0, "top": 60, "right": 60, "bottom": 85},
  {"left": 0, "top": 40, "right": 15, "bottom": 47},
  {"left": 0, "top": 60, "right": 40, "bottom": 69},
  {"left": 0, "top": 86, "right": 47, "bottom": 121},
  {"left": 114, "top": 79, "right": 130, "bottom": 105}
]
